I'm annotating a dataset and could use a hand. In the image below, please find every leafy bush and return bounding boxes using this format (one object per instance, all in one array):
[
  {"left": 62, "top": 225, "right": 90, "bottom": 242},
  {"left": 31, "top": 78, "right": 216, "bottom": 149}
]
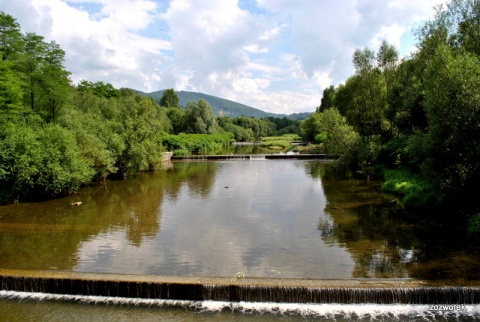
[
  {"left": 173, "top": 149, "right": 189, "bottom": 156},
  {"left": 468, "top": 214, "right": 480, "bottom": 235},
  {"left": 0, "top": 123, "right": 94, "bottom": 203},
  {"left": 314, "top": 132, "right": 327, "bottom": 144}
]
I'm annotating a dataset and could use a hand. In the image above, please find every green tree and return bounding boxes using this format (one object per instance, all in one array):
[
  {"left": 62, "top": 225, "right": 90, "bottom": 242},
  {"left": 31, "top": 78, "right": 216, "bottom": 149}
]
[
  {"left": 117, "top": 95, "right": 167, "bottom": 175},
  {"left": 377, "top": 40, "right": 399, "bottom": 137},
  {"left": 77, "top": 80, "right": 120, "bottom": 99},
  {"left": 0, "top": 59, "right": 22, "bottom": 114},
  {"left": 0, "top": 123, "right": 94, "bottom": 203},
  {"left": 317, "top": 85, "right": 336, "bottom": 112},
  {"left": 21, "top": 32, "right": 46, "bottom": 112},
  {"left": 37, "top": 41, "right": 71, "bottom": 122},
  {"left": 166, "top": 106, "right": 186, "bottom": 134},
  {"left": 349, "top": 47, "right": 389, "bottom": 137},
  {"left": 217, "top": 116, "right": 254, "bottom": 141},
  {"left": 387, "top": 57, "right": 427, "bottom": 137},
  {"left": 184, "top": 99, "right": 218, "bottom": 134},
  {"left": 61, "top": 91, "right": 125, "bottom": 181},
  {"left": 19, "top": 33, "right": 71, "bottom": 122},
  {"left": 426, "top": 0, "right": 480, "bottom": 55},
  {"left": 303, "top": 108, "right": 359, "bottom": 156},
  {"left": 0, "top": 12, "right": 23, "bottom": 62},
  {"left": 159, "top": 88, "right": 179, "bottom": 107},
  {"left": 300, "top": 112, "right": 321, "bottom": 142},
  {"left": 421, "top": 45, "right": 480, "bottom": 210}
]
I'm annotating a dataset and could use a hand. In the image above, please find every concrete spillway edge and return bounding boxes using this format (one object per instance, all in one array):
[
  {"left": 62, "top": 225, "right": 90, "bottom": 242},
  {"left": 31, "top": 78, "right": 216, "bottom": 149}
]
[{"left": 1, "top": 269, "right": 480, "bottom": 304}]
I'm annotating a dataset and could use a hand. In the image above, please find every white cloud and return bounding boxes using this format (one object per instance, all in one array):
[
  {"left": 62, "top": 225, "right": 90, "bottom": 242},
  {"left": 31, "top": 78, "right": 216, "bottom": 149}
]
[
  {"left": 0, "top": 0, "right": 445, "bottom": 114},
  {"left": 1, "top": 0, "right": 171, "bottom": 91}
]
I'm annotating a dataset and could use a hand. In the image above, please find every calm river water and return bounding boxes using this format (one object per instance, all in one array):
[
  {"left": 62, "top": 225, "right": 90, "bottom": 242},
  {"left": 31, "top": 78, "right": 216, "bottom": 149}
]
[
  {"left": 1, "top": 159, "right": 480, "bottom": 320},
  {"left": 0, "top": 160, "right": 479, "bottom": 279}
]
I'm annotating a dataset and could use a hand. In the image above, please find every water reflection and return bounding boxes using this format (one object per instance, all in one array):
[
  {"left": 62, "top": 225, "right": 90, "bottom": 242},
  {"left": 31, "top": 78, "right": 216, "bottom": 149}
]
[
  {"left": 0, "top": 161, "right": 479, "bottom": 280},
  {"left": 305, "top": 162, "right": 480, "bottom": 280}
]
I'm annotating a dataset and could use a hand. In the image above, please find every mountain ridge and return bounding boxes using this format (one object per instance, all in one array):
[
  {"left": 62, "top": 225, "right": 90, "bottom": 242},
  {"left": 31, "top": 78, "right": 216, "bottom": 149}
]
[{"left": 136, "top": 89, "right": 311, "bottom": 120}]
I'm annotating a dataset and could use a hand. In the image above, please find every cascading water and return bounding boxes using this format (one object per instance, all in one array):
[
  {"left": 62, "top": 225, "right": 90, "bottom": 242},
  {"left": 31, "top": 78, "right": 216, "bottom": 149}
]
[
  {"left": 1, "top": 290, "right": 480, "bottom": 321},
  {"left": 1, "top": 271, "right": 480, "bottom": 320}
]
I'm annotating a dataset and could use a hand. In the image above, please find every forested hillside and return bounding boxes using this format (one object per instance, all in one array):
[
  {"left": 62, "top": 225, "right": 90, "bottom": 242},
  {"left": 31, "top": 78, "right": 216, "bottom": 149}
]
[
  {"left": 300, "top": 0, "right": 480, "bottom": 232},
  {"left": 139, "top": 89, "right": 300, "bottom": 119}
]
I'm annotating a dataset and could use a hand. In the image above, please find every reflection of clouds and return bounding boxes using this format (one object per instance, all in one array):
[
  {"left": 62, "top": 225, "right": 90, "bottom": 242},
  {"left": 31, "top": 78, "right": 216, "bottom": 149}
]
[
  {"left": 75, "top": 161, "right": 355, "bottom": 278},
  {"left": 75, "top": 231, "right": 169, "bottom": 274},
  {"left": 158, "top": 161, "right": 353, "bottom": 278}
]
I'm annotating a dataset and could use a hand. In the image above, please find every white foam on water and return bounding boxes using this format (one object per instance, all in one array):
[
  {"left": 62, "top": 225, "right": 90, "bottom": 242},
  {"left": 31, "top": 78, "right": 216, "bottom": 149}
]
[
  {"left": 200, "top": 301, "right": 480, "bottom": 320},
  {"left": 1, "top": 290, "right": 480, "bottom": 319}
]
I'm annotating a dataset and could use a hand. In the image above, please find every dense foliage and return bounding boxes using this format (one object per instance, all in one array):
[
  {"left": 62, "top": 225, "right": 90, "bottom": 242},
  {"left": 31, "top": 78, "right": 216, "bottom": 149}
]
[
  {"left": 301, "top": 0, "right": 480, "bottom": 231},
  {"left": 0, "top": 12, "right": 177, "bottom": 202},
  {"left": 0, "top": 12, "right": 304, "bottom": 203}
]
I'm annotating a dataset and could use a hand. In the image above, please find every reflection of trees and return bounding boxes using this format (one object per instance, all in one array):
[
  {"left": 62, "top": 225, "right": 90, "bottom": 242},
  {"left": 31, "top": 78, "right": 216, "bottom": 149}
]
[
  {"left": 0, "top": 161, "right": 219, "bottom": 270},
  {"left": 165, "top": 162, "right": 218, "bottom": 199},
  {"left": 0, "top": 168, "right": 168, "bottom": 268},
  {"left": 307, "top": 161, "right": 480, "bottom": 280}
]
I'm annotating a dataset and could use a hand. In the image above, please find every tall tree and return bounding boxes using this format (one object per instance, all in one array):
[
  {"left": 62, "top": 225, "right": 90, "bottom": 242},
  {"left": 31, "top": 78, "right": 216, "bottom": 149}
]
[
  {"left": 21, "top": 32, "right": 46, "bottom": 112},
  {"left": 0, "top": 59, "right": 22, "bottom": 114},
  {"left": 159, "top": 88, "right": 179, "bottom": 108},
  {"left": 347, "top": 47, "right": 388, "bottom": 138},
  {"left": 422, "top": 45, "right": 480, "bottom": 209},
  {"left": 0, "top": 12, "right": 23, "bottom": 62},
  {"left": 117, "top": 95, "right": 168, "bottom": 175},
  {"left": 377, "top": 40, "right": 399, "bottom": 137},
  {"left": 17, "top": 33, "right": 71, "bottom": 122},
  {"left": 38, "top": 41, "right": 71, "bottom": 122},
  {"left": 317, "top": 85, "right": 335, "bottom": 112},
  {"left": 184, "top": 99, "right": 218, "bottom": 134}
]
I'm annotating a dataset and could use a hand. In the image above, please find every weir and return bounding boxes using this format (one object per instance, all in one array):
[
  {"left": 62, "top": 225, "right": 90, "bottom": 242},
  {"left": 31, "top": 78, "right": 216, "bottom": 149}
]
[
  {"left": 1, "top": 270, "right": 480, "bottom": 304},
  {"left": 171, "top": 154, "right": 338, "bottom": 160}
]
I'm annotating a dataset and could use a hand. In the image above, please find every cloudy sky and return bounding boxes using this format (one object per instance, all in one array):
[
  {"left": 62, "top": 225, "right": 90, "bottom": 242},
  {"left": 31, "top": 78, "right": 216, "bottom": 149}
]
[{"left": 1, "top": 0, "right": 445, "bottom": 114}]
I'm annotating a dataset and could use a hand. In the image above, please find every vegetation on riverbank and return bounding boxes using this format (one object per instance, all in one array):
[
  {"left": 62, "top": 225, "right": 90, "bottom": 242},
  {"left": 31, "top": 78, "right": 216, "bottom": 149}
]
[
  {"left": 0, "top": 12, "right": 303, "bottom": 204},
  {"left": 259, "top": 134, "right": 302, "bottom": 150},
  {"left": 162, "top": 133, "right": 235, "bottom": 155},
  {"left": 300, "top": 0, "right": 480, "bottom": 231}
]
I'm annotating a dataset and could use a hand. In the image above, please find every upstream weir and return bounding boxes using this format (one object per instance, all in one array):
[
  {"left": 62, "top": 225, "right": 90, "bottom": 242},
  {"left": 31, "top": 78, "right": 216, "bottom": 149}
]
[
  {"left": 171, "top": 154, "right": 338, "bottom": 161},
  {"left": 1, "top": 270, "right": 480, "bottom": 305}
]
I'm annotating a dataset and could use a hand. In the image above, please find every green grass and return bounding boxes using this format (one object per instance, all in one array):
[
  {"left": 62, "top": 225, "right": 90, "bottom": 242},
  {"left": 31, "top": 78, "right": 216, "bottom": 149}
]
[
  {"left": 381, "top": 168, "right": 437, "bottom": 209},
  {"left": 162, "top": 133, "right": 235, "bottom": 155},
  {"left": 259, "top": 134, "right": 302, "bottom": 149},
  {"left": 259, "top": 140, "right": 291, "bottom": 149},
  {"left": 261, "top": 134, "right": 302, "bottom": 143}
]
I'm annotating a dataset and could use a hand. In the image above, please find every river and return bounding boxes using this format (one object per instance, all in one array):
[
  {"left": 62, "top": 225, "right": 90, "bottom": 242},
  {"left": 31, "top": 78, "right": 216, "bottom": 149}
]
[{"left": 1, "top": 160, "right": 479, "bottom": 320}]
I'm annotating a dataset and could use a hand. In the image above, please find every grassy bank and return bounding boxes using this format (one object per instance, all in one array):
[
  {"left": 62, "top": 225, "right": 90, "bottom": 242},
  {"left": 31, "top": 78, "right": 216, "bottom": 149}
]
[
  {"left": 381, "top": 168, "right": 437, "bottom": 209},
  {"left": 259, "top": 134, "right": 302, "bottom": 150},
  {"left": 162, "top": 133, "right": 235, "bottom": 155}
]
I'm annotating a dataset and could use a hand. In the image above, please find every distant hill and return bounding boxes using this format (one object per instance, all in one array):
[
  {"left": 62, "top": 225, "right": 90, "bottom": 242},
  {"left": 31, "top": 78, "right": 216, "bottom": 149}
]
[{"left": 137, "top": 89, "right": 311, "bottom": 119}]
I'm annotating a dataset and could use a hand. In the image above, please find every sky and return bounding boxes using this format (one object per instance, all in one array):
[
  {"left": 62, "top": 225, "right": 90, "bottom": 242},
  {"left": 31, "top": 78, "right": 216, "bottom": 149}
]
[{"left": 0, "top": 0, "right": 446, "bottom": 114}]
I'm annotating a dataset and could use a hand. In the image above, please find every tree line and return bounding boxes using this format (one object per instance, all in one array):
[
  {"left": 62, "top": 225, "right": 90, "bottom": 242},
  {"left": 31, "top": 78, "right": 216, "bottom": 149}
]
[
  {"left": 0, "top": 12, "right": 301, "bottom": 204},
  {"left": 300, "top": 0, "right": 480, "bottom": 232}
]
